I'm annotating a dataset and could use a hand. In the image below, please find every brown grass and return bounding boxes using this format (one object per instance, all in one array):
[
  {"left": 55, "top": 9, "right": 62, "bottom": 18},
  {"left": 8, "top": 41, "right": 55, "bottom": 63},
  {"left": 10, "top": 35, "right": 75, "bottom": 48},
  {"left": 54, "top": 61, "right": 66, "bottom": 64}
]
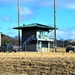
[
  {"left": 0, "top": 52, "right": 75, "bottom": 75},
  {"left": 0, "top": 51, "right": 75, "bottom": 58}
]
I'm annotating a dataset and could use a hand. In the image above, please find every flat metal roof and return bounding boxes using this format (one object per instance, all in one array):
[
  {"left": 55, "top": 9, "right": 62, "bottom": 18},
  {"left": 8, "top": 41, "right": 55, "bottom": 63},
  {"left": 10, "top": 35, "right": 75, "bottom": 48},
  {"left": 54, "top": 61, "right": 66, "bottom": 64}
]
[{"left": 13, "top": 23, "right": 54, "bottom": 30}]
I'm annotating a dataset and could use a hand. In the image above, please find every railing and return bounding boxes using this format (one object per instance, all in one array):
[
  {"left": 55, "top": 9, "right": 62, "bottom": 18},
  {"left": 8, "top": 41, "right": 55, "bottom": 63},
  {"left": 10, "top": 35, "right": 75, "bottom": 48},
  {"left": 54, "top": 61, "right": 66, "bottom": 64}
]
[
  {"left": 37, "top": 35, "right": 54, "bottom": 41},
  {"left": 24, "top": 35, "right": 35, "bottom": 44},
  {"left": 23, "top": 35, "right": 36, "bottom": 51},
  {"left": 37, "top": 36, "right": 54, "bottom": 41}
]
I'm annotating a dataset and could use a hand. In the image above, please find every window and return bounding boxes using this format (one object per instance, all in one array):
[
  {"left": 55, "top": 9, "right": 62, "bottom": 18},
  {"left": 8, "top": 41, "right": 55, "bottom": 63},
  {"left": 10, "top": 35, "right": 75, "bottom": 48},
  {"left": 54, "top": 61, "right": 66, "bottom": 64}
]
[
  {"left": 42, "top": 31, "right": 48, "bottom": 37},
  {"left": 37, "top": 31, "right": 49, "bottom": 39}
]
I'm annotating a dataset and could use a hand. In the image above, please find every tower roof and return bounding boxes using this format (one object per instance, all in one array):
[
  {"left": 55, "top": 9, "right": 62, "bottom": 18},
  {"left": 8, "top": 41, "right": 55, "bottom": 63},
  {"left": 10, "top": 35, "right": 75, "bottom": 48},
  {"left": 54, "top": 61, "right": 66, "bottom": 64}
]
[{"left": 13, "top": 23, "right": 54, "bottom": 30}]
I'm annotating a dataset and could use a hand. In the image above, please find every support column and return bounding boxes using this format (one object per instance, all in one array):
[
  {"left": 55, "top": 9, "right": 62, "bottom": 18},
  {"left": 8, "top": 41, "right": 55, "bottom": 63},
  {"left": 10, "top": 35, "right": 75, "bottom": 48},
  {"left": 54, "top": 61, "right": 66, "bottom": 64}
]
[
  {"left": 48, "top": 42, "right": 50, "bottom": 52},
  {"left": 48, "top": 31, "right": 50, "bottom": 52},
  {"left": 40, "top": 41, "right": 42, "bottom": 52}
]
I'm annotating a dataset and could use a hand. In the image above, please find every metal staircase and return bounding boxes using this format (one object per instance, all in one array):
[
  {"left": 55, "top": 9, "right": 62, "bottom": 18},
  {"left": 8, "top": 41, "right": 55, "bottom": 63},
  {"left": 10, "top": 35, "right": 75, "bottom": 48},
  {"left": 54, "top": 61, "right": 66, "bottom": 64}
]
[
  {"left": 24, "top": 35, "right": 35, "bottom": 44},
  {"left": 22, "top": 35, "right": 36, "bottom": 51}
]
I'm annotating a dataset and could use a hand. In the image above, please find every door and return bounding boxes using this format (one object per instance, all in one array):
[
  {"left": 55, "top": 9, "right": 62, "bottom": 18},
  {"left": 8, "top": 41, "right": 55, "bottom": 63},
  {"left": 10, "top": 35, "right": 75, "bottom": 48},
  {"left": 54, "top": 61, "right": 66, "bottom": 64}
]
[{"left": 42, "top": 42, "right": 48, "bottom": 52}]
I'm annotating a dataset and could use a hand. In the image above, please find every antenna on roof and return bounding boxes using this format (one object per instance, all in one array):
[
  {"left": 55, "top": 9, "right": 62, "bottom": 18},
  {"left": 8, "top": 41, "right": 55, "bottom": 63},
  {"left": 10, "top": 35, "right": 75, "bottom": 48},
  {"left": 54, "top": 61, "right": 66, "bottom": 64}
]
[
  {"left": 18, "top": 0, "right": 20, "bottom": 50},
  {"left": 23, "top": 24, "right": 25, "bottom": 26},
  {"left": 54, "top": 0, "right": 57, "bottom": 52}
]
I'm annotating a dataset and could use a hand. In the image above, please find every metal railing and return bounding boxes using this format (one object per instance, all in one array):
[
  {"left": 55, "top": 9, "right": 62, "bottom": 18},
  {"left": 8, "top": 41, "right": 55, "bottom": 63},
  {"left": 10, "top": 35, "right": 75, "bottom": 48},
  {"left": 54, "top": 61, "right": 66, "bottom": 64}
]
[
  {"left": 24, "top": 35, "right": 35, "bottom": 44},
  {"left": 23, "top": 35, "right": 35, "bottom": 52}
]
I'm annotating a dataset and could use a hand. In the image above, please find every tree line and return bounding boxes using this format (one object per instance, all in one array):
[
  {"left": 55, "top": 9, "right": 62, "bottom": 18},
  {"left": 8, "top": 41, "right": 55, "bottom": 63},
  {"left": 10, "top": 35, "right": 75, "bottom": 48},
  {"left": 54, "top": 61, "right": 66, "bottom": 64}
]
[{"left": 1, "top": 34, "right": 74, "bottom": 47}]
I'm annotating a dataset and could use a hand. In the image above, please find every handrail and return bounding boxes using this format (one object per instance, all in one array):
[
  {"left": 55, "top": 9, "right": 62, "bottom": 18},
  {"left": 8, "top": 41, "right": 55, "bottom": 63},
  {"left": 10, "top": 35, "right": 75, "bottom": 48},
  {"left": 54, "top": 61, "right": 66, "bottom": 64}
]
[{"left": 24, "top": 35, "right": 35, "bottom": 44}]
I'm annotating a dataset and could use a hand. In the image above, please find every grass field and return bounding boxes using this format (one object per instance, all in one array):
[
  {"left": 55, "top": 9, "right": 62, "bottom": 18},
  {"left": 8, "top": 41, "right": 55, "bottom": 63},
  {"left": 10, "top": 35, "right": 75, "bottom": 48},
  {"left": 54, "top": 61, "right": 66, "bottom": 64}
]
[
  {"left": 0, "top": 51, "right": 75, "bottom": 58},
  {"left": 0, "top": 52, "right": 75, "bottom": 75}
]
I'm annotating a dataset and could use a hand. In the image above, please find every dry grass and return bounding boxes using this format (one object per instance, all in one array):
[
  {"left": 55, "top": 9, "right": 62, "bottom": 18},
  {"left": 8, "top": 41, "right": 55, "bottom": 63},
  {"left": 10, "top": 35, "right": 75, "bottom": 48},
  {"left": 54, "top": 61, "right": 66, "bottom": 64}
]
[
  {"left": 0, "top": 51, "right": 75, "bottom": 58},
  {"left": 0, "top": 52, "right": 75, "bottom": 75}
]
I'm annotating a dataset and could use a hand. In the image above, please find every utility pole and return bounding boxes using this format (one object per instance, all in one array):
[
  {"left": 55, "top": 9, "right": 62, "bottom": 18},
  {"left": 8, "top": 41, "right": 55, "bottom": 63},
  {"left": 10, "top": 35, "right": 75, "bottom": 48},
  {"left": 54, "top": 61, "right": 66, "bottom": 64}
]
[
  {"left": 18, "top": 0, "right": 20, "bottom": 50},
  {"left": 54, "top": 0, "right": 57, "bottom": 52}
]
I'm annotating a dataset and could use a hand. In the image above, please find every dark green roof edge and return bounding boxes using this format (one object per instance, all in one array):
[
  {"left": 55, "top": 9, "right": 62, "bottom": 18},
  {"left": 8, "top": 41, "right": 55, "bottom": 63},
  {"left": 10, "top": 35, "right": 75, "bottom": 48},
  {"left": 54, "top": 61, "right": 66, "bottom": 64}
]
[{"left": 13, "top": 23, "right": 54, "bottom": 29}]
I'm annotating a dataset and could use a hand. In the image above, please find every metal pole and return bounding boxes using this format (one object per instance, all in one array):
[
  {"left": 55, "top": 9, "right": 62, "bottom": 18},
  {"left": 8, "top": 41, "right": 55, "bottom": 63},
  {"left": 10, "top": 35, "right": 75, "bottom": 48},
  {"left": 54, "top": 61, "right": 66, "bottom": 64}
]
[
  {"left": 54, "top": 0, "right": 57, "bottom": 52},
  {"left": 18, "top": 0, "right": 20, "bottom": 51},
  {"left": 25, "top": 43, "right": 26, "bottom": 56},
  {"left": 37, "top": 40, "right": 38, "bottom": 52},
  {"left": 62, "top": 41, "right": 64, "bottom": 55}
]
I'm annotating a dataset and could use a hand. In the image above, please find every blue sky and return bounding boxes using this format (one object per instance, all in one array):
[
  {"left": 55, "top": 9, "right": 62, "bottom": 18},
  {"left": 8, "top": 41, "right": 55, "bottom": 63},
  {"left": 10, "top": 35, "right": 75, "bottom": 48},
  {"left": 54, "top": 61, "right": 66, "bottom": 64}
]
[{"left": 0, "top": 0, "right": 75, "bottom": 40}]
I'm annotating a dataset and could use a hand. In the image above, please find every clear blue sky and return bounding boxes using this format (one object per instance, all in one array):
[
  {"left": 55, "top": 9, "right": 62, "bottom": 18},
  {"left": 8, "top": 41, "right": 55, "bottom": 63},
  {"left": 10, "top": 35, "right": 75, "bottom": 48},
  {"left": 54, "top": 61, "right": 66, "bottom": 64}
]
[{"left": 0, "top": 0, "right": 75, "bottom": 40}]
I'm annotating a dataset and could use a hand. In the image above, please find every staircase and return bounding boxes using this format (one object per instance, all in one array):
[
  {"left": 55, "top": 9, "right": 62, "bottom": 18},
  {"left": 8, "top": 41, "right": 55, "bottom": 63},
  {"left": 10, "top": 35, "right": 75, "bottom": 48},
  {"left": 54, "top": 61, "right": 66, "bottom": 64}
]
[
  {"left": 24, "top": 35, "right": 35, "bottom": 44},
  {"left": 22, "top": 35, "right": 36, "bottom": 51}
]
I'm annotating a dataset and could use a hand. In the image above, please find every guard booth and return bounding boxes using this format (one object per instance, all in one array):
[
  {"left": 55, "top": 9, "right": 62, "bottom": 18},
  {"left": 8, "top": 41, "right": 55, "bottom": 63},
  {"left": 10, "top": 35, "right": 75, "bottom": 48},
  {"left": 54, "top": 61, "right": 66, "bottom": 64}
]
[{"left": 13, "top": 23, "right": 54, "bottom": 52}]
